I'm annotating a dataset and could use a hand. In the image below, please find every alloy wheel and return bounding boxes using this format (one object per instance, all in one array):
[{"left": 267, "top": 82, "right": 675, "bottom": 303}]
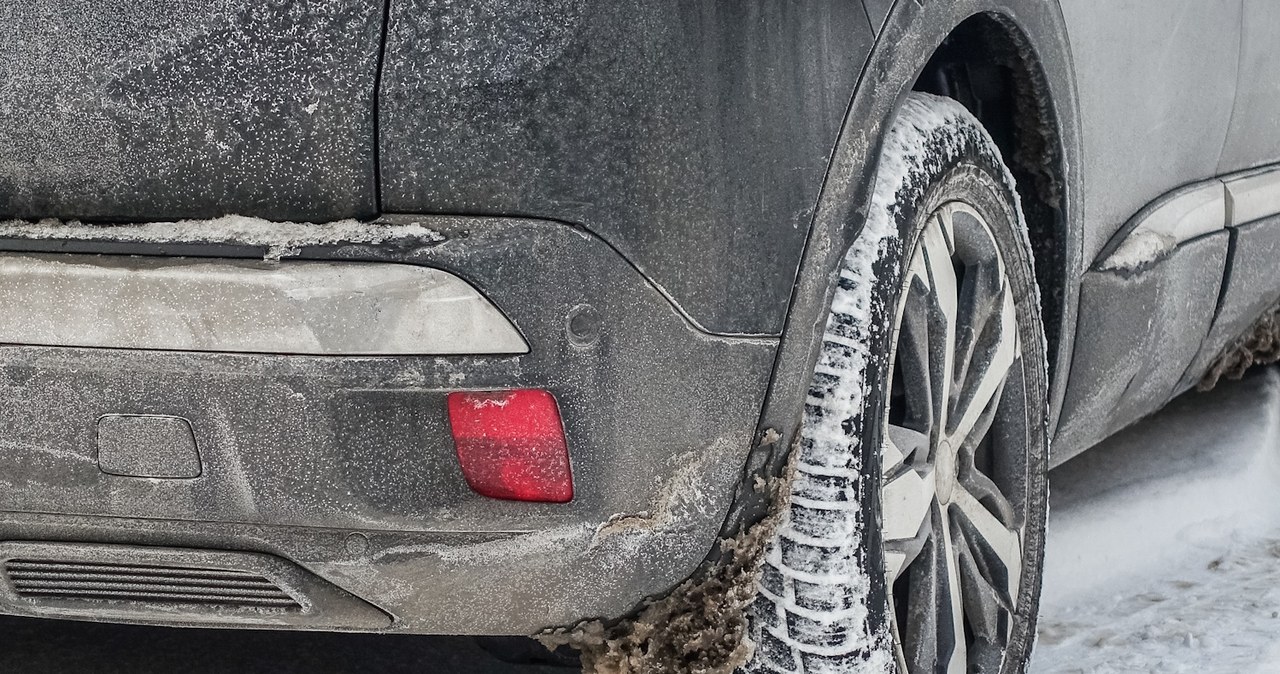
[{"left": 881, "top": 201, "right": 1028, "bottom": 674}]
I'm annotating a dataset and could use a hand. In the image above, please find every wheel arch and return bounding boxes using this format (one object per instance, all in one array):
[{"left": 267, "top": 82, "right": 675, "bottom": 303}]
[
  {"left": 913, "top": 12, "right": 1073, "bottom": 403},
  {"left": 721, "top": 0, "right": 1084, "bottom": 541}
]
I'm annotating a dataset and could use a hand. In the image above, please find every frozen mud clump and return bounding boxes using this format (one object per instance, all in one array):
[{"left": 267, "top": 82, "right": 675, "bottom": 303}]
[
  {"left": 539, "top": 455, "right": 795, "bottom": 674},
  {"left": 1201, "top": 303, "right": 1280, "bottom": 391}
]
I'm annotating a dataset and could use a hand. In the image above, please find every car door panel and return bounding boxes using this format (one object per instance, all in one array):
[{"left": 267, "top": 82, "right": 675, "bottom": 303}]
[
  {"left": 1060, "top": 0, "right": 1241, "bottom": 264},
  {"left": 1218, "top": 0, "right": 1280, "bottom": 174},
  {"left": 1054, "top": 0, "right": 1242, "bottom": 459},
  {"left": 1185, "top": 211, "right": 1280, "bottom": 392}
]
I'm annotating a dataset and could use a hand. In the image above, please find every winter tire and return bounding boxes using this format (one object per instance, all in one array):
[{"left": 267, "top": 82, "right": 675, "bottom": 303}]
[{"left": 745, "top": 92, "right": 1049, "bottom": 674}]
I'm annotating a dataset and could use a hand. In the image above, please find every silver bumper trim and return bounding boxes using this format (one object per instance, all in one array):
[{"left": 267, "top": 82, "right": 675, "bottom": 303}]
[{"left": 0, "top": 254, "right": 528, "bottom": 355}]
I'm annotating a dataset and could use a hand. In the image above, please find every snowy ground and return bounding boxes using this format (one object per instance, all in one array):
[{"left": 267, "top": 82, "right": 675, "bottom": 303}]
[
  {"left": 5, "top": 369, "right": 1280, "bottom": 672},
  {"left": 1032, "top": 366, "right": 1280, "bottom": 673}
]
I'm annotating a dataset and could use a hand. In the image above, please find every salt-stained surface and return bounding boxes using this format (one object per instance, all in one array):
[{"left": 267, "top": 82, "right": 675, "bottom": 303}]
[
  {"left": 0, "top": 0, "right": 381, "bottom": 219},
  {"left": 0, "top": 215, "right": 445, "bottom": 260},
  {"left": 1034, "top": 367, "right": 1280, "bottom": 673}
]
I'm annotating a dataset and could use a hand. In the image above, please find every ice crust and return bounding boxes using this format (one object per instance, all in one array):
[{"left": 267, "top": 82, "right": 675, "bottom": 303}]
[{"left": 0, "top": 215, "right": 446, "bottom": 261}]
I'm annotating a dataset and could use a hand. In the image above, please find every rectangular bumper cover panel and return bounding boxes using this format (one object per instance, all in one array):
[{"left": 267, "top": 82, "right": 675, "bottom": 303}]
[{"left": 0, "top": 254, "right": 527, "bottom": 355}]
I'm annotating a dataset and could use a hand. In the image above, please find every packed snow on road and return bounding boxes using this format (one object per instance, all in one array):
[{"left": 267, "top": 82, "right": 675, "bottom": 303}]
[{"left": 1033, "top": 367, "right": 1280, "bottom": 673}]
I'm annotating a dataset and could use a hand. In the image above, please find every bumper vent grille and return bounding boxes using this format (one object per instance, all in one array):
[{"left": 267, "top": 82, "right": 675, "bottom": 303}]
[{"left": 4, "top": 559, "right": 301, "bottom": 610}]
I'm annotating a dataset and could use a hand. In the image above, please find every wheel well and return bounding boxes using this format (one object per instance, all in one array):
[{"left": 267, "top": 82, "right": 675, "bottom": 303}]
[{"left": 913, "top": 14, "right": 1068, "bottom": 377}]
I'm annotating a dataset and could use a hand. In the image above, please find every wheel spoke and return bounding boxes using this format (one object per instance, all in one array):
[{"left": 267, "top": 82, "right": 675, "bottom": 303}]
[
  {"left": 935, "top": 202, "right": 958, "bottom": 252},
  {"left": 901, "top": 507, "right": 945, "bottom": 673},
  {"left": 881, "top": 469, "right": 936, "bottom": 584},
  {"left": 953, "top": 523, "right": 1008, "bottom": 643},
  {"left": 882, "top": 468, "right": 935, "bottom": 543},
  {"left": 955, "top": 378, "right": 1005, "bottom": 458},
  {"left": 885, "top": 520, "right": 931, "bottom": 585},
  {"left": 957, "top": 458, "right": 1018, "bottom": 529},
  {"left": 920, "top": 217, "right": 958, "bottom": 438},
  {"left": 884, "top": 424, "right": 929, "bottom": 476},
  {"left": 951, "top": 485, "right": 1022, "bottom": 605},
  {"left": 885, "top": 550, "right": 909, "bottom": 588},
  {"left": 939, "top": 508, "right": 968, "bottom": 674},
  {"left": 949, "top": 283, "right": 1018, "bottom": 443},
  {"left": 883, "top": 424, "right": 936, "bottom": 583},
  {"left": 898, "top": 249, "right": 935, "bottom": 433},
  {"left": 951, "top": 260, "right": 1003, "bottom": 398},
  {"left": 967, "top": 640, "right": 1006, "bottom": 674},
  {"left": 906, "top": 529, "right": 947, "bottom": 670}
]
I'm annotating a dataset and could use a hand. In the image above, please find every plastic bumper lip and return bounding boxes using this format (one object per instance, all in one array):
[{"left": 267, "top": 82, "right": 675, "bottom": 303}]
[
  {"left": 0, "top": 253, "right": 528, "bottom": 356},
  {"left": 0, "top": 216, "right": 779, "bottom": 635}
]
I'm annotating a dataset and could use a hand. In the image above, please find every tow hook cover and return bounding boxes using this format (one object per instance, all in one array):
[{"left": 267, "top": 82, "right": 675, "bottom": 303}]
[{"left": 97, "top": 414, "right": 201, "bottom": 479}]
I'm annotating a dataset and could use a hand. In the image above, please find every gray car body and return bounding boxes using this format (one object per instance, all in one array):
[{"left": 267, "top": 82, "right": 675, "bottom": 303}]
[{"left": 0, "top": 0, "right": 1276, "bottom": 636}]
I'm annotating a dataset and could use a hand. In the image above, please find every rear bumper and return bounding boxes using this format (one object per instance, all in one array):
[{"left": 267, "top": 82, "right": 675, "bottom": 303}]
[{"left": 0, "top": 216, "right": 777, "bottom": 634}]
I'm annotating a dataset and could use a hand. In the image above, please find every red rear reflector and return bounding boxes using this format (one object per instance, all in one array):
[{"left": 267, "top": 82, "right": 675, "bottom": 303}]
[{"left": 446, "top": 389, "right": 573, "bottom": 503}]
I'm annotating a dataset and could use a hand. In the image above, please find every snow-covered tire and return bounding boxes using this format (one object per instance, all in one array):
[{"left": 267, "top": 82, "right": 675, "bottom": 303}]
[{"left": 744, "top": 93, "right": 1049, "bottom": 674}]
